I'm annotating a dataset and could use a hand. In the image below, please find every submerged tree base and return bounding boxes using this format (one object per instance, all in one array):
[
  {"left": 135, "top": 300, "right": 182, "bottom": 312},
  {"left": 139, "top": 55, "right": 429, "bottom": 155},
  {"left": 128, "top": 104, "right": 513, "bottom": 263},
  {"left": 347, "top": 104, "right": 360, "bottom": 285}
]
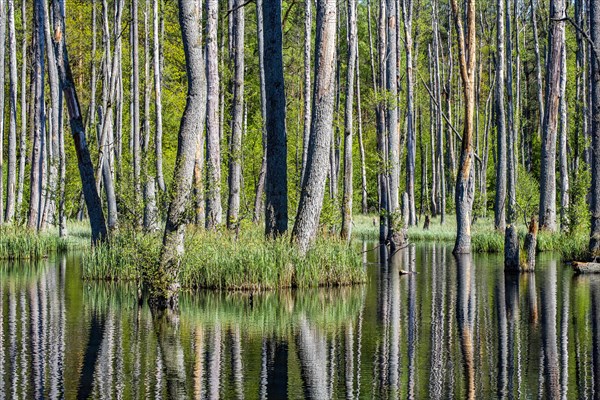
[{"left": 83, "top": 225, "right": 366, "bottom": 290}]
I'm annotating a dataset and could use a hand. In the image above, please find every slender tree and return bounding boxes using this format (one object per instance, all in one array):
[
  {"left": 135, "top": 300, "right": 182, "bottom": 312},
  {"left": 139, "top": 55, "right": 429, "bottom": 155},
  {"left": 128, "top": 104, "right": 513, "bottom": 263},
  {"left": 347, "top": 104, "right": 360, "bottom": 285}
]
[
  {"left": 558, "top": 36, "right": 569, "bottom": 230},
  {"left": 402, "top": 0, "right": 416, "bottom": 226},
  {"left": 538, "top": 0, "right": 565, "bottom": 232},
  {"left": 15, "top": 0, "right": 26, "bottom": 221},
  {"left": 300, "top": 0, "right": 312, "bottom": 185},
  {"left": 590, "top": 0, "right": 600, "bottom": 255},
  {"left": 153, "top": 0, "right": 165, "bottom": 192},
  {"left": 253, "top": 0, "right": 267, "bottom": 223},
  {"left": 227, "top": 0, "right": 245, "bottom": 229},
  {"left": 0, "top": 0, "right": 6, "bottom": 224},
  {"left": 341, "top": 0, "right": 357, "bottom": 240},
  {"left": 153, "top": 0, "right": 207, "bottom": 307},
  {"left": 292, "top": 0, "right": 337, "bottom": 254},
  {"left": 51, "top": 0, "right": 108, "bottom": 244},
  {"left": 450, "top": 0, "right": 476, "bottom": 254},
  {"left": 264, "top": 0, "right": 288, "bottom": 237},
  {"left": 387, "top": 0, "right": 400, "bottom": 213},
  {"left": 494, "top": 0, "right": 507, "bottom": 231},
  {"left": 5, "top": 0, "right": 17, "bottom": 222}
]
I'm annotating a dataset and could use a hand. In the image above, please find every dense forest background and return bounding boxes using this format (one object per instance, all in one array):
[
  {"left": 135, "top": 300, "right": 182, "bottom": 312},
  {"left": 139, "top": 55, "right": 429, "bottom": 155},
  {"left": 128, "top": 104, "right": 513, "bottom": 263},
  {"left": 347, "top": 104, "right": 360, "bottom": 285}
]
[{"left": 0, "top": 0, "right": 594, "bottom": 238}]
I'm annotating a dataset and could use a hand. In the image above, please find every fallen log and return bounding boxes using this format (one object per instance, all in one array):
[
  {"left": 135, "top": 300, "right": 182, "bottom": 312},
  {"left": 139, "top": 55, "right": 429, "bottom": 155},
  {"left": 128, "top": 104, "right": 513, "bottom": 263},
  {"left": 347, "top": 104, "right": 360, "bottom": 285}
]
[{"left": 572, "top": 261, "right": 600, "bottom": 274}]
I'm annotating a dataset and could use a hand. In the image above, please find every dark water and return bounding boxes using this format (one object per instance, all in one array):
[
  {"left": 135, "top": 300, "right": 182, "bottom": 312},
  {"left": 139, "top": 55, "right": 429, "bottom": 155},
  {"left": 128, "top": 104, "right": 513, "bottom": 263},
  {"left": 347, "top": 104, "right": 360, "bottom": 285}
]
[{"left": 1, "top": 243, "right": 599, "bottom": 399}]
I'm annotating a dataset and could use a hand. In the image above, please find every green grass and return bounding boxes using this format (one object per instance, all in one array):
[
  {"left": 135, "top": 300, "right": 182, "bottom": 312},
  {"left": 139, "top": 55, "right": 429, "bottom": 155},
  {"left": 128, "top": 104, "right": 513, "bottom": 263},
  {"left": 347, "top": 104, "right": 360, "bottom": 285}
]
[
  {"left": 83, "top": 225, "right": 366, "bottom": 290},
  {"left": 0, "top": 222, "right": 91, "bottom": 259},
  {"left": 354, "top": 213, "right": 588, "bottom": 258}
]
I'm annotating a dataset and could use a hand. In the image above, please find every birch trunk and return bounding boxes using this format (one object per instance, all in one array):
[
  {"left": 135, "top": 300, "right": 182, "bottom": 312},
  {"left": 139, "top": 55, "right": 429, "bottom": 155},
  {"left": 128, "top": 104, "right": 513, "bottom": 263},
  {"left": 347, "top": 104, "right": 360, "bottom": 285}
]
[
  {"left": 589, "top": 0, "right": 600, "bottom": 255},
  {"left": 538, "top": 0, "right": 565, "bottom": 232},
  {"left": 227, "top": 0, "right": 245, "bottom": 229},
  {"left": 402, "top": 0, "right": 416, "bottom": 226},
  {"left": 253, "top": 0, "right": 267, "bottom": 223},
  {"left": 494, "top": 0, "right": 507, "bottom": 231},
  {"left": 559, "top": 37, "right": 569, "bottom": 230},
  {"left": 15, "top": 0, "right": 26, "bottom": 221},
  {"left": 205, "top": 0, "right": 222, "bottom": 228},
  {"left": 386, "top": 0, "right": 399, "bottom": 212},
  {"left": 451, "top": 0, "right": 476, "bottom": 254},
  {"left": 153, "top": 0, "right": 207, "bottom": 307},
  {"left": 341, "top": 0, "right": 357, "bottom": 240},
  {"left": 153, "top": 0, "right": 165, "bottom": 192},
  {"left": 0, "top": 0, "right": 5, "bottom": 224},
  {"left": 292, "top": 0, "right": 337, "bottom": 254},
  {"left": 5, "top": 0, "right": 17, "bottom": 222}
]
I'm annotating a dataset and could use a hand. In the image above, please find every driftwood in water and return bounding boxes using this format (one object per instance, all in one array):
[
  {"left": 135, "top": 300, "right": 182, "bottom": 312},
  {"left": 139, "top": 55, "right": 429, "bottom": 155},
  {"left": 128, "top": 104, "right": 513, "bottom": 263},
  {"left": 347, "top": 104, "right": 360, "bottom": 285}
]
[
  {"left": 572, "top": 262, "right": 600, "bottom": 274},
  {"left": 522, "top": 216, "right": 538, "bottom": 271},
  {"left": 504, "top": 225, "right": 520, "bottom": 271}
]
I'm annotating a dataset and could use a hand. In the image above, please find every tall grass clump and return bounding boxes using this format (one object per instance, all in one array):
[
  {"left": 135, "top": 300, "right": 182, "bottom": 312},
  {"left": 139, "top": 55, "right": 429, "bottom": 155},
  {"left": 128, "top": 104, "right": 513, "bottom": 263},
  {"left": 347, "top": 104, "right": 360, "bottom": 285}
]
[
  {"left": 83, "top": 225, "right": 366, "bottom": 290},
  {"left": 0, "top": 223, "right": 89, "bottom": 259}
]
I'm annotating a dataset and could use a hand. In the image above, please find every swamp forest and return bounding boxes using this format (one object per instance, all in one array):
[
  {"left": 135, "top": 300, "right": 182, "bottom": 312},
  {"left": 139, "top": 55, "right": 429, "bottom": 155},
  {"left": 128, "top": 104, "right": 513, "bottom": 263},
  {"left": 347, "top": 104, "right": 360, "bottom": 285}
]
[{"left": 1, "top": 0, "right": 600, "bottom": 397}]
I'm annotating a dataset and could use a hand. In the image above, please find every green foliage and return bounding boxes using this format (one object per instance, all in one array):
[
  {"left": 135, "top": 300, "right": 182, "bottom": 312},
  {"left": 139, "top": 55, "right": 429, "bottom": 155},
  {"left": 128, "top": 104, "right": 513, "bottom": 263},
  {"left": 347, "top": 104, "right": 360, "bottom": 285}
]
[
  {"left": 515, "top": 166, "right": 540, "bottom": 225},
  {"left": 567, "top": 165, "right": 591, "bottom": 235}
]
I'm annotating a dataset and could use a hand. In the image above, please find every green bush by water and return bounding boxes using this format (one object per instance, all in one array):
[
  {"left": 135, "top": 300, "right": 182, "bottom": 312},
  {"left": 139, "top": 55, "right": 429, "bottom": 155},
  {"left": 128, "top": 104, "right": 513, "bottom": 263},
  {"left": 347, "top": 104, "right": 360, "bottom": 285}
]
[{"left": 83, "top": 226, "right": 366, "bottom": 290}]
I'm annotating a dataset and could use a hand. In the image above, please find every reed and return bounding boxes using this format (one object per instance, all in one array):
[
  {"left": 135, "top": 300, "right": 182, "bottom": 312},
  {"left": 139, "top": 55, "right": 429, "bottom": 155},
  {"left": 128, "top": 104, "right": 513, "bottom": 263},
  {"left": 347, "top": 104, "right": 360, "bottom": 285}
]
[{"left": 0, "top": 223, "right": 90, "bottom": 259}]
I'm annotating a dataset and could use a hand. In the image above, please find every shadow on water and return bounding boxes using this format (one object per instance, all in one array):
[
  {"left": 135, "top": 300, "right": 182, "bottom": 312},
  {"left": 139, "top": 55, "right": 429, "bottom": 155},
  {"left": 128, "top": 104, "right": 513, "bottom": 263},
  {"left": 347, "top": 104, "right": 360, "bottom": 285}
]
[{"left": 4, "top": 245, "right": 600, "bottom": 398}]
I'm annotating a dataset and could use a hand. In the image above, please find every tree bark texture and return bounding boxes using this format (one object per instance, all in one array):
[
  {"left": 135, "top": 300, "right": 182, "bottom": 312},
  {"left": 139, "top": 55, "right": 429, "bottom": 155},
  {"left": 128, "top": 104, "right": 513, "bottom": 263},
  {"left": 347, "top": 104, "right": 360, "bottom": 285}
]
[
  {"left": 590, "top": 0, "right": 600, "bottom": 255},
  {"left": 5, "top": 0, "right": 17, "bottom": 222},
  {"left": 494, "top": 0, "right": 506, "bottom": 231}
]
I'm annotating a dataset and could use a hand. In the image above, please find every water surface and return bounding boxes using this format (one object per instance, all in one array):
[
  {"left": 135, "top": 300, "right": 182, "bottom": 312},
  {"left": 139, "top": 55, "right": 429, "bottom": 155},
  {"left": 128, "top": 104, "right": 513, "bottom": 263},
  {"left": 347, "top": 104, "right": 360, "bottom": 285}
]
[{"left": 1, "top": 244, "right": 598, "bottom": 399}]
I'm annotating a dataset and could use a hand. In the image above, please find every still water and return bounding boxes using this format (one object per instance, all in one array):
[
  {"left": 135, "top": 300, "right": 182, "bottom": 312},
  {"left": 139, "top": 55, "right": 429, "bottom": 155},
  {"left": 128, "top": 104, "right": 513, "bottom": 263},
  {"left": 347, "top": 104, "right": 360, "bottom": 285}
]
[{"left": 0, "top": 243, "right": 598, "bottom": 399}]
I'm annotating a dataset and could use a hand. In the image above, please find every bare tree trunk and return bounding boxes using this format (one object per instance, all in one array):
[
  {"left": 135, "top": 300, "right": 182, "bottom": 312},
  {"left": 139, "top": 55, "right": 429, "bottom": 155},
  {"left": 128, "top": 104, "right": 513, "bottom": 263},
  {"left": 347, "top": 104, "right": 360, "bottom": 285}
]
[
  {"left": 559, "top": 37, "right": 569, "bottom": 231},
  {"left": 144, "top": 0, "right": 158, "bottom": 231},
  {"left": 41, "top": 0, "right": 62, "bottom": 229},
  {"left": 263, "top": 0, "right": 288, "bottom": 237},
  {"left": 589, "top": 0, "right": 600, "bottom": 255},
  {"left": 377, "top": 0, "right": 389, "bottom": 242},
  {"left": 153, "top": 0, "right": 165, "bottom": 192},
  {"left": 0, "top": 0, "right": 6, "bottom": 224},
  {"left": 300, "top": 0, "right": 312, "bottom": 186},
  {"left": 356, "top": 50, "right": 368, "bottom": 214},
  {"left": 153, "top": 0, "right": 207, "bottom": 307},
  {"left": 15, "top": 0, "right": 26, "bottom": 221},
  {"left": 132, "top": 0, "right": 142, "bottom": 215},
  {"left": 386, "top": 0, "right": 399, "bottom": 213},
  {"left": 539, "top": 0, "right": 565, "bottom": 232},
  {"left": 505, "top": 0, "right": 516, "bottom": 225},
  {"left": 205, "top": 0, "right": 222, "bottom": 229},
  {"left": 292, "top": 0, "right": 337, "bottom": 254},
  {"left": 402, "top": 0, "right": 416, "bottom": 226},
  {"left": 450, "top": 0, "right": 476, "bottom": 254},
  {"left": 433, "top": 0, "right": 445, "bottom": 223},
  {"left": 5, "top": 0, "right": 17, "bottom": 223},
  {"left": 28, "top": 0, "right": 45, "bottom": 230},
  {"left": 227, "top": 0, "right": 245, "bottom": 229},
  {"left": 530, "top": 0, "right": 544, "bottom": 142},
  {"left": 341, "top": 0, "right": 357, "bottom": 240},
  {"left": 494, "top": 0, "right": 507, "bottom": 231},
  {"left": 51, "top": 0, "right": 108, "bottom": 244},
  {"left": 253, "top": 0, "right": 267, "bottom": 223}
]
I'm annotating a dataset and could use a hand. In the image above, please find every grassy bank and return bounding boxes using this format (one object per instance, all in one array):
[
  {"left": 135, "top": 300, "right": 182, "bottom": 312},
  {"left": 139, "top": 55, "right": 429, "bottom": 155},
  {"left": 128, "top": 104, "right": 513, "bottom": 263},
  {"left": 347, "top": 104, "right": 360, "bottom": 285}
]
[
  {"left": 83, "top": 225, "right": 366, "bottom": 290},
  {"left": 353, "top": 214, "right": 588, "bottom": 260},
  {"left": 0, "top": 222, "right": 91, "bottom": 259}
]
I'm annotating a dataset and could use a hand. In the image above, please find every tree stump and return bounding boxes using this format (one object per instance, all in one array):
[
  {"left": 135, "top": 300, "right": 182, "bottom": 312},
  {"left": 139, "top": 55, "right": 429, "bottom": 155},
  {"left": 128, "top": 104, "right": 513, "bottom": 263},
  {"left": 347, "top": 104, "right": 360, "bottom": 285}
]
[
  {"left": 504, "top": 225, "right": 520, "bottom": 272},
  {"left": 423, "top": 215, "right": 430, "bottom": 230},
  {"left": 522, "top": 216, "right": 538, "bottom": 271}
]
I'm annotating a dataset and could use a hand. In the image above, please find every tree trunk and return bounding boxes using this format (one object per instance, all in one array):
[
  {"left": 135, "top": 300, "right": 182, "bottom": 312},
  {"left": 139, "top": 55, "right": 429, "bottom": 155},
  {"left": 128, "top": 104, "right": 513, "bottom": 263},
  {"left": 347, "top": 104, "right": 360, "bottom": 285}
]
[
  {"left": 505, "top": 0, "right": 516, "bottom": 225},
  {"left": 15, "top": 0, "right": 26, "bottom": 222},
  {"left": 143, "top": 0, "right": 158, "bottom": 231},
  {"left": 0, "top": 0, "right": 6, "bottom": 224},
  {"left": 451, "top": 0, "right": 476, "bottom": 254},
  {"left": 153, "top": 0, "right": 166, "bottom": 192},
  {"left": 291, "top": 0, "right": 337, "bottom": 254},
  {"left": 51, "top": 0, "right": 108, "bottom": 244},
  {"left": 5, "top": 0, "right": 17, "bottom": 223},
  {"left": 377, "top": 0, "right": 389, "bottom": 242},
  {"left": 300, "top": 0, "right": 312, "bottom": 186},
  {"left": 590, "top": 0, "right": 600, "bottom": 256},
  {"left": 41, "top": 0, "right": 62, "bottom": 230},
  {"left": 530, "top": 0, "right": 544, "bottom": 143},
  {"left": 205, "top": 0, "right": 222, "bottom": 229},
  {"left": 386, "top": 0, "right": 399, "bottom": 212},
  {"left": 28, "top": 0, "right": 45, "bottom": 231},
  {"left": 494, "top": 0, "right": 507, "bottom": 231},
  {"left": 341, "top": 0, "right": 357, "bottom": 240},
  {"left": 227, "top": 0, "right": 245, "bottom": 229},
  {"left": 153, "top": 0, "right": 207, "bottom": 308},
  {"left": 433, "top": 0, "right": 445, "bottom": 223},
  {"left": 402, "top": 0, "right": 416, "bottom": 226},
  {"left": 132, "top": 0, "right": 142, "bottom": 208},
  {"left": 559, "top": 37, "right": 569, "bottom": 231},
  {"left": 253, "top": 0, "right": 267, "bottom": 223},
  {"left": 538, "top": 0, "right": 565, "bottom": 232},
  {"left": 356, "top": 48, "right": 368, "bottom": 215},
  {"left": 264, "top": 0, "right": 288, "bottom": 237}
]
